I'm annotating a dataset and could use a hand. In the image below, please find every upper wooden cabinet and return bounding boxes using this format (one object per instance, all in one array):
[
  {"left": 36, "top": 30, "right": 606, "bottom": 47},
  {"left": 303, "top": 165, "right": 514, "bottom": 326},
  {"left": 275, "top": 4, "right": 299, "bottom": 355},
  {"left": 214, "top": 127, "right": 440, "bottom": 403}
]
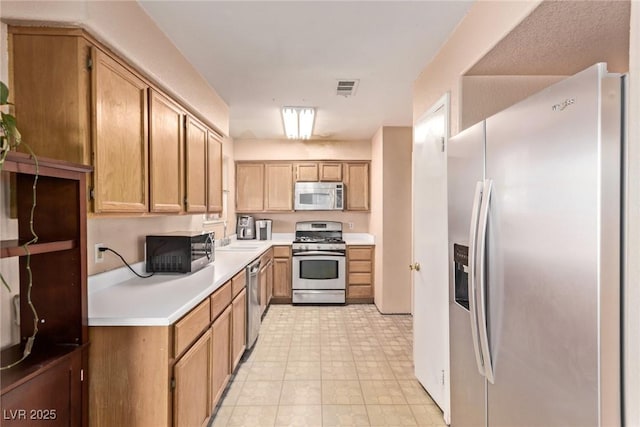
[
  {"left": 265, "top": 163, "right": 293, "bottom": 211},
  {"left": 320, "top": 162, "right": 343, "bottom": 181},
  {"left": 236, "top": 162, "right": 293, "bottom": 212},
  {"left": 10, "top": 28, "right": 150, "bottom": 213},
  {"left": 185, "top": 115, "right": 208, "bottom": 213},
  {"left": 93, "top": 49, "right": 150, "bottom": 213},
  {"left": 185, "top": 118, "right": 223, "bottom": 214},
  {"left": 9, "top": 26, "right": 226, "bottom": 215},
  {"left": 207, "top": 131, "right": 224, "bottom": 213},
  {"left": 344, "top": 162, "right": 370, "bottom": 211},
  {"left": 149, "top": 90, "right": 184, "bottom": 213},
  {"left": 237, "top": 160, "right": 368, "bottom": 212},
  {"left": 295, "top": 162, "right": 343, "bottom": 182},
  {"left": 236, "top": 163, "right": 264, "bottom": 212},
  {"left": 295, "top": 163, "right": 319, "bottom": 181}
]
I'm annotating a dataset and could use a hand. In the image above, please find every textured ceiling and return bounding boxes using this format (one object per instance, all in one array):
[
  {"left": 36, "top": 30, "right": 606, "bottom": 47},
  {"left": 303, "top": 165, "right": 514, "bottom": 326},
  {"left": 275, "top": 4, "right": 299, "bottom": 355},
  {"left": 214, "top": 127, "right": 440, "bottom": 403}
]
[
  {"left": 466, "top": 0, "right": 630, "bottom": 76},
  {"left": 138, "top": 1, "right": 473, "bottom": 140}
]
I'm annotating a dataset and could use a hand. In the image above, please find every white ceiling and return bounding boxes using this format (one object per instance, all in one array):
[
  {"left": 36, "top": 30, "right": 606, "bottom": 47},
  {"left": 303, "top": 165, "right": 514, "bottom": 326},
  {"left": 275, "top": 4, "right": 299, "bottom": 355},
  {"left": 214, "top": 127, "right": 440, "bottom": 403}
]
[{"left": 138, "top": 1, "right": 472, "bottom": 141}]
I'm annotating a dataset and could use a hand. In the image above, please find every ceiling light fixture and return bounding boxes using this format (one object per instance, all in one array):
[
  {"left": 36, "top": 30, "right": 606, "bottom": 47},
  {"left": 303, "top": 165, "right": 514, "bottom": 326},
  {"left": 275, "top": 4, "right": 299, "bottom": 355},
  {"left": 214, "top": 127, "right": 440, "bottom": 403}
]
[{"left": 282, "top": 107, "right": 315, "bottom": 140}]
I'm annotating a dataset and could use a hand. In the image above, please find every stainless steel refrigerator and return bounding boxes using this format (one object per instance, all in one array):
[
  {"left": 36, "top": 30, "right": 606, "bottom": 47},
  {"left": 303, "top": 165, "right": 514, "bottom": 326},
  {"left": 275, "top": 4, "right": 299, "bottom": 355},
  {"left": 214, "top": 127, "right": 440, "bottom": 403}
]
[{"left": 447, "top": 63, "right": 622, "bottom": 427}]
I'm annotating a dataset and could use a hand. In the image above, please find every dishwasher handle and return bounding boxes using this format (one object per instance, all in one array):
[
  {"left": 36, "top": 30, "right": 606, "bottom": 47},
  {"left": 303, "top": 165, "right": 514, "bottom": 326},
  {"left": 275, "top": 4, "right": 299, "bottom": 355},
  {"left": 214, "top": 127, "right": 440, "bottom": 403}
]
[{"left": 248, "top": 260, "right": 261, "bottom": 275}]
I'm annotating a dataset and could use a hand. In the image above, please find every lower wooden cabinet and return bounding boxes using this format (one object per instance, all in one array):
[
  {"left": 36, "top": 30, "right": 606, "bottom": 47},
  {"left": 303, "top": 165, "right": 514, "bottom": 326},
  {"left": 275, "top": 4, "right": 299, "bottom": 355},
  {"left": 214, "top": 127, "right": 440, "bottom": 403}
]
[
  {"left": 89, "top": 277, "right": 246, "bottom": 426},
  {"left": 272, "top": 246, "right": 292, "bottom": 303},
  {"left": 173, "top": 329, "right": 212, "bottom": 427},
  {"left": 1, "top": 347, "right": 84, "bottom": 427},
  {"left": 211, "top": 306, "right": 232, "bottom": 408},
  {"left": 347, "top": 245, "right": 375, "bottom": 302},
  {"left": 259, "top": 249, "right": 274, "bottom": 315},
  {"left": 231, "top": 288, "right": 247, "bottom": 371}
]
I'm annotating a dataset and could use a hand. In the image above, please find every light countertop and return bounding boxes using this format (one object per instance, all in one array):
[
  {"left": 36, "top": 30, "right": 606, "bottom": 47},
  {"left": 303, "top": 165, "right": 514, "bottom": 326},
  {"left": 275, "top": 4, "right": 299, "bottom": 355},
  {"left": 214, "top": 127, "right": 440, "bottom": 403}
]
[{"left": 88, "top": 234, "right": 374, "bottom": 327}]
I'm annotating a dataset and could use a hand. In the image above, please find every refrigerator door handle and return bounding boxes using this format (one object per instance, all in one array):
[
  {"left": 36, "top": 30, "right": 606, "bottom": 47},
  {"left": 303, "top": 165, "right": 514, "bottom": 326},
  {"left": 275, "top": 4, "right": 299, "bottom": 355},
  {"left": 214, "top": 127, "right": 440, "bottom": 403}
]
[
  {"left": 477, "top": 179, "right": 495, "bottom": 383},
  {"left": 468, "top": 181, "right": 485, "bottom": 376}
]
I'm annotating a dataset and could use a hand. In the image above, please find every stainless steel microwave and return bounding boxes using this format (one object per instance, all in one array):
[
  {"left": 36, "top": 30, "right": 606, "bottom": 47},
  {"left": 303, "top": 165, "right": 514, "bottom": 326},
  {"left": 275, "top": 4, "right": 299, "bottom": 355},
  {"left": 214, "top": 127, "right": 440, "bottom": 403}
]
[
  {"left": 146, "top": 231, "right": 214, "bottom": 273},
  {"left": 294, "top": 182, "right": 344, "bottom": 211}
]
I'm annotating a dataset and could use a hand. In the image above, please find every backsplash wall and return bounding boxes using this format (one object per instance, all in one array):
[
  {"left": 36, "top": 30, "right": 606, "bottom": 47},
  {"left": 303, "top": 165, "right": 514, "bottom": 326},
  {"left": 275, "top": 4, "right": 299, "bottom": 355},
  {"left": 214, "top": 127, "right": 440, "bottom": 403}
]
[
  {"left": 240, "top": 211, "right": 370, "bottom": 234},
  {"left": 87, "top": 215, "right": 220, "bottom": 276}
]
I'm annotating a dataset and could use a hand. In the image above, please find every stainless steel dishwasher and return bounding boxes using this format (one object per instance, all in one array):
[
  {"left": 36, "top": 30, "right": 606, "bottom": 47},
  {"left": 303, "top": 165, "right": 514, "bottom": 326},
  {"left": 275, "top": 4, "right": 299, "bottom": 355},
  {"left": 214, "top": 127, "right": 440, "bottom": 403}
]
[{"left": 246, "top": 259, "right": 261, "bottom": 349}]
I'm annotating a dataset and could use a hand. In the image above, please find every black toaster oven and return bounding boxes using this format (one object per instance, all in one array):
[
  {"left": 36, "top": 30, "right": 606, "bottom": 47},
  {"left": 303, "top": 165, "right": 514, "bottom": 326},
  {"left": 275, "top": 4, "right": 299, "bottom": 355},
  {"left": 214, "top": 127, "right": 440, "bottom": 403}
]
[{"left": 146, "top": 231, "right": 214, "bottom": 273}]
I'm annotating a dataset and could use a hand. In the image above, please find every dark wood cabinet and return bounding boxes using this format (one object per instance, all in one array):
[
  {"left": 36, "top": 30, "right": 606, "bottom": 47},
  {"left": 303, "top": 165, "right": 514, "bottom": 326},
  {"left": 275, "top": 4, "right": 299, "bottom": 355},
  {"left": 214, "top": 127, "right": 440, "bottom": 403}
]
[{"left": 1, "top": 152, "right": 91, "bottom": 427}]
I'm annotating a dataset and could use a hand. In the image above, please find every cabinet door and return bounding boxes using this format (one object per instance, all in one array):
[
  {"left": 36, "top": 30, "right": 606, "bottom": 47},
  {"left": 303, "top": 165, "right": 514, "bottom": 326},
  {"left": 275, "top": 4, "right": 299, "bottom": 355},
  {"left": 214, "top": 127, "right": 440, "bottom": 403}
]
[
  {"left": 173, "top": 329, "right": 212, "bottom": 427},
  {"left": 344, "top": 162, "right": 370, "bottom": 211},
  {"left": 207, "top": 131, "right": 224, "bottom": 213},
  {"left": 320, "top": 163, "right": 343, "bottom": 181},
  {"left": 236, "top": 163, "right": 264, "bottom": 212},
  {"left": 231, "top": 288, "right": 247, "bottom": 370},
  {"left": 347, "top": 246, "right": 374, "bottom": 300},
  {"left": 267, "top": 260, "right": 274, "bottom": 305},
  {"left": 11, "top": 32, "right": 91, "bottom": 165},
  {"left": 150, "top": 90, "right": 184, "bottom": 213},
  {"left": 259, "top": 264, "right": 268, "bottom": 315},
  {"left": 211, "top": 306, "right": 231, "bottom": 408},
  {"left": 273, "top": 257, "right": 292, "bottom": 298},
  {"left": 295, "top": 163, "right": 319, "bottom": 181},
  {"left": 93, "top": 48, "right": 149, "bottom": 213},
  {"left": 185, "top": 115, "right": 207, "bottom": 213},
  {"left": 1, "top": 348, "right": 83, "bottom": 427},
  {"left": 265, "top": 163, "right": 293, "bottom": 211}
]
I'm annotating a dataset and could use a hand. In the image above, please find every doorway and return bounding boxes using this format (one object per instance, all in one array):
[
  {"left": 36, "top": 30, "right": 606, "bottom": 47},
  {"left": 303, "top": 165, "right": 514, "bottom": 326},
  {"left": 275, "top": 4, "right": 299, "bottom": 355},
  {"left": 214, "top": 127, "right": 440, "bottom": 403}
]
[{"left": 411, "top": 93, "right": 450, "bottom": 424}]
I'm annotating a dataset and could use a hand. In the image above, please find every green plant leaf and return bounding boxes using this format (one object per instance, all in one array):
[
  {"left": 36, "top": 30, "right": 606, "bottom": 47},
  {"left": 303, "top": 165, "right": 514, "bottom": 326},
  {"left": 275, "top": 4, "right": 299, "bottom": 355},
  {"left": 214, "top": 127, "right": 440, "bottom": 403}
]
[
  {"left": 1, "top": 112, "right": 21, "bottom": 143},
  {"left": 0, "top": 82, "right": 8, "bottom": 105}
]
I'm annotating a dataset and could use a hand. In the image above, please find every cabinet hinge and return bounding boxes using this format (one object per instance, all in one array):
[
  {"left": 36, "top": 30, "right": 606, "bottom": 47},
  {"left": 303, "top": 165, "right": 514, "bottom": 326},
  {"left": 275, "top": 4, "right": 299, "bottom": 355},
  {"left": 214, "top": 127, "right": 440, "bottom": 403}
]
[
  {"left": 80, "top": 369, "right": 84, "bottom": 382},
  {"left": 440, "top": 137, "right": 446, "bottom": 153},
  {"left": 170, "top": 378, "right": 176, "bottom": 390},
  {"left": 86, "top": 57, "right": 93, "bottom": 70},
  {"left": 89, "top": 188, "right": 95, "bottom": 200},
  {"left": 441, "top": 369, "right": 445, "bottom": 385}
]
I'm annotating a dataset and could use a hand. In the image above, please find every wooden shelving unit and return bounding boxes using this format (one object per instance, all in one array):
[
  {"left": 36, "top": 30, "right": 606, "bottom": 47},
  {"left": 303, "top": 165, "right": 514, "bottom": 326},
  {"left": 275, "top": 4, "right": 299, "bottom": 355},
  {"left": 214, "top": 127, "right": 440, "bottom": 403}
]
[{"left": 0, "top": 151, "right": 91, "bottom": 427}]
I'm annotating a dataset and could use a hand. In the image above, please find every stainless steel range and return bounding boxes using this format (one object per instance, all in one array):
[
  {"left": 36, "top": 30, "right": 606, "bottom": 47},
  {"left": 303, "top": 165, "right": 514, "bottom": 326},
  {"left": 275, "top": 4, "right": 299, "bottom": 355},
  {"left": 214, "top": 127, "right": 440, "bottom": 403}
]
[{"left": 292, "top": 221, "right": 346, "bottom": 304}]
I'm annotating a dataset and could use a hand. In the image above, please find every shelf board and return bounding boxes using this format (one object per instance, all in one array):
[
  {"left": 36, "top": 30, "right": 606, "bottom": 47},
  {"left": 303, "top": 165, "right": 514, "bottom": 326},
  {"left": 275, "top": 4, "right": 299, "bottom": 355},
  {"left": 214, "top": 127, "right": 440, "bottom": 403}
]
[
  {"left": 0, "top": 239, "right": 76, "bottom": 258},
  {"left": 1, "top": 151, "right": 92, "bottom": 178},
  {"left": 1, "top": 342, "right": 85, "bottom": 395}
]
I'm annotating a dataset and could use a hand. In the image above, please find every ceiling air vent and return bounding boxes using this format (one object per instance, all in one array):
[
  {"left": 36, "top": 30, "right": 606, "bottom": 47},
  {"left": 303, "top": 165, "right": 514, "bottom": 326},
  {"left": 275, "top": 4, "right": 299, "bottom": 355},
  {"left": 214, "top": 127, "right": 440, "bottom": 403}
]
[{"left": 336, "top": 79, "right": 359, "bottom": 97}]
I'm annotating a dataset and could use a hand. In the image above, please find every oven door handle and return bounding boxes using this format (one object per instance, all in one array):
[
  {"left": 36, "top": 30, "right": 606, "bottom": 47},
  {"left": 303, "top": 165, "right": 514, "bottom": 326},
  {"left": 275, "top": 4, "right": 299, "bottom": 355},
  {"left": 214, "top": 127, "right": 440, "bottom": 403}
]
[{"left": 292, "top": 251, "right": 346, "bottom": 257}]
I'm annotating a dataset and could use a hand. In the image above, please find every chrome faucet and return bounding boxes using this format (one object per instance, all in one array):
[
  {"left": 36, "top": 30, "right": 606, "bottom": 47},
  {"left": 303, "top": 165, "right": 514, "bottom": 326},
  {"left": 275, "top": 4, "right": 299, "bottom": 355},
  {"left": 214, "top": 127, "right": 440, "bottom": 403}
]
[{"left": 220, "top": 220, "right": 231, "bottom": 246}]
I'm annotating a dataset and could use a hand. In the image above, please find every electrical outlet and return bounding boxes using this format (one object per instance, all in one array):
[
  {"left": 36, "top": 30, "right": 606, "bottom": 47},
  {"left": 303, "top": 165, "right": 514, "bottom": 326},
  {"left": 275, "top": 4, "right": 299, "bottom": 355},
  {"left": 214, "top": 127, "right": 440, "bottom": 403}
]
[
  {"left": 95, "top": 243, "right": 105, "bottom": 263},
  {"left": 348, "top": 222, "right": 354, "bottom": 230}
]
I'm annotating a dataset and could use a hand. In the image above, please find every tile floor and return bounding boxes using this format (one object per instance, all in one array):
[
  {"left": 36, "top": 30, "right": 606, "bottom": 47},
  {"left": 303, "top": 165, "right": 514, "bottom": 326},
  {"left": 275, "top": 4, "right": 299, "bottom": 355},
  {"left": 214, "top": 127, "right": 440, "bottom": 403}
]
[{"left": 209, "top": 304, "right": 446, "bottom": 427}]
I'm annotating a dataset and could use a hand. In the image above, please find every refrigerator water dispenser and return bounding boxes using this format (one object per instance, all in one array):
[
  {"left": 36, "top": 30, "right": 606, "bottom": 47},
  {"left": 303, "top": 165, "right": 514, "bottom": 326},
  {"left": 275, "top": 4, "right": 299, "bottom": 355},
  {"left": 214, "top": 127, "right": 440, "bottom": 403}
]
[{"left": 453, "top": 243, "right": 469, "bottom": 310}]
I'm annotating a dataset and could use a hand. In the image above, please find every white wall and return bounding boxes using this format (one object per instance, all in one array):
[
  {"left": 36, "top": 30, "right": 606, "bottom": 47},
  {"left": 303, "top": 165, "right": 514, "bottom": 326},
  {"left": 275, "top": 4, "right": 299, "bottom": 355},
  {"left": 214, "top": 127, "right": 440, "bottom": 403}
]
[
  {"left": 370, "top": 128, "right": 384, "bottom": 308},
  {"left": 234, "top": 138, "right": 371, "bottom": 161},
  {"left": 370, "top": 126, "right": 413, "bottom": 313}
]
